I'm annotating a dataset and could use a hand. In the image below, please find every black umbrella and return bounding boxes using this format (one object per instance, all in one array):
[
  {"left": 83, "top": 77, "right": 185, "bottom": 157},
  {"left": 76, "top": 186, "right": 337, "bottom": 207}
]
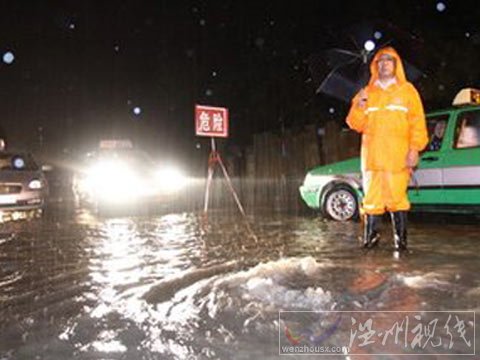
[{"left": 309, "top": 46, "right": 424, "bottom": 103}]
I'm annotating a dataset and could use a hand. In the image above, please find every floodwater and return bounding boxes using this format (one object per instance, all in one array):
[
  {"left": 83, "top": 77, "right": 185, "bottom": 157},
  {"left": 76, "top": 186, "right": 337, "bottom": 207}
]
[{"left": 0, "top": 204, "right": 479, "bottom": 359}]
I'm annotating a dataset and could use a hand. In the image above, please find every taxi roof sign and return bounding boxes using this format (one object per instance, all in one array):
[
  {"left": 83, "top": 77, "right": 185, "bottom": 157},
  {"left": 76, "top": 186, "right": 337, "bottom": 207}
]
[{"left": 452, "top": 88, "right": 480, "bottom": 106}]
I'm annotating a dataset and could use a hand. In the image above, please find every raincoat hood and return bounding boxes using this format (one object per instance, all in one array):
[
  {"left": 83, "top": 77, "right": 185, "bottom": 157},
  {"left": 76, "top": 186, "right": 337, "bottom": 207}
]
[{"left": 368, "top": 47, "right": 407, "bottom": 86}]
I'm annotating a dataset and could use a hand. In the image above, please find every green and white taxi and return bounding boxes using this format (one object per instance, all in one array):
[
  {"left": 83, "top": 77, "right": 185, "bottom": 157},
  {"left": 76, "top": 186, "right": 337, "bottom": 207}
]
[{"left": 299, "top": 88, "right": 480, "bottom": 221}]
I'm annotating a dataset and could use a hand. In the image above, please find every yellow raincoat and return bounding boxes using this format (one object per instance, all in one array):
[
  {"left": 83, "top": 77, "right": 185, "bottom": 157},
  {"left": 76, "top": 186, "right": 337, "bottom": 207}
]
[{"left": 347, "top": 47, "right": 428, "bottom": 215}]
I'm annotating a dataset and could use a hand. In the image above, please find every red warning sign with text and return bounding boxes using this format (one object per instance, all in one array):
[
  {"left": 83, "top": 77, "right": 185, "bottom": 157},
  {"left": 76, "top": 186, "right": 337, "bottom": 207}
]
[{"left": 195, "top": 105, "right": 229, "bottom": 138}]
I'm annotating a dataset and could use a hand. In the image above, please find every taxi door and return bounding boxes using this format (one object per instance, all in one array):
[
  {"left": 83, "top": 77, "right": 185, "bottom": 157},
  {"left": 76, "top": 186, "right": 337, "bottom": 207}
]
[{"left": 408, "top": 113, "right": 451, "bottom": 206}]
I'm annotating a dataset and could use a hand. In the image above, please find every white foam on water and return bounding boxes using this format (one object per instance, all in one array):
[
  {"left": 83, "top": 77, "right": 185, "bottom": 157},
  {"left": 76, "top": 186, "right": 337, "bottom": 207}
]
[
  {"left": 243, "top": 276, "right": 331, "bottom": 310},
  {"left": 211, "top": 256, "right": 334, "bottom": 310},
  {"left": 119, "top": 255, "right": 337, "bottom": 358},
  {"left": 145, "top": 257, "right": 334, "bottom": 324},
  {"left": 399, "top": 272, "right": 451, "bottom": 289},
  {"left": 465, "top": 287, "right": 480, "bottom": 297},
  {"left": 217, "top": 256, "right": 332, "bottom": 285}
]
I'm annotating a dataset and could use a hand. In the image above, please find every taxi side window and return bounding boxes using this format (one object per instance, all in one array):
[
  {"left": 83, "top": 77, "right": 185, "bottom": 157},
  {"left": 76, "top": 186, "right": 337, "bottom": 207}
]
[
  {"left": 455, "top": 110, "right": 480, "bottom": 149},
  {"left": 426, "top": 115, "right": 449, "bottom": 152}
]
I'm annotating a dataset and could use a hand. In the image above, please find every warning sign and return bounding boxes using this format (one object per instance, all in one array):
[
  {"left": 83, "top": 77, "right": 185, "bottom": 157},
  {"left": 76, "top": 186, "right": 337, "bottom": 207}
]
[{"left": 195, "top": 105, "right": 229, "bottom": 138}]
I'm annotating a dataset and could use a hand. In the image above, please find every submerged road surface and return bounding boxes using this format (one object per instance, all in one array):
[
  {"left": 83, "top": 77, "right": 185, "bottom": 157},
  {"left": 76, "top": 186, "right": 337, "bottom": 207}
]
[{"left": 0, "top": 206, "right": 478, "bottom": 359}]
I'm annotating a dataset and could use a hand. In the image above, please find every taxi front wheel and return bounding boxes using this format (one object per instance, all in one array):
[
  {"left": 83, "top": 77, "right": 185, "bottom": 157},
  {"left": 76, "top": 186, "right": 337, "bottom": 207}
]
[{"left": 321, "top": 184, "right": 359, "bottom": 221}]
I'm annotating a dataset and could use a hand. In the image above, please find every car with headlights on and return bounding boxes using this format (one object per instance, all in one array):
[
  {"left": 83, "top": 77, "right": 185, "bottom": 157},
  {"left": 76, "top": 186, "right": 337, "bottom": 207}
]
[
  {"left": 72, "top": 143, "right": 187, "bottom": 212},
  {"left": 299, "top": 88, "right": 480, "bottom": 221},
  {"left": 0, "top": 151, "right": 49, "bottom": 214}
]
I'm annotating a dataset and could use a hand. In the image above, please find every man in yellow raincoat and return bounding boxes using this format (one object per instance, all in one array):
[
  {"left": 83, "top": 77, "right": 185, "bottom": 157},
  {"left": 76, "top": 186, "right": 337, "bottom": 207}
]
[{"left": 346, "top": 47, "right": 428, "bottom": 251}]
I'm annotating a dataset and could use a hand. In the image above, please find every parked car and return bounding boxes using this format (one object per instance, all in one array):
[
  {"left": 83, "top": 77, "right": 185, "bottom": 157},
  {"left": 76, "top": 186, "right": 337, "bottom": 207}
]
[
  {"left": 73, "top": 140, "right": 187, "bottom": 212},
  {"left": 299, "top": 88, "right": 480, "bottom": 221},
  {"left": 0, "top": 151, "right": 49, "bottom": 214}
]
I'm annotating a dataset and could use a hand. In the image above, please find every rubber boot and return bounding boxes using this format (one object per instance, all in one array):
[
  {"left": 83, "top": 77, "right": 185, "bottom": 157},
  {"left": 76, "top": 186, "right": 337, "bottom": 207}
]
[
  {"left": 390, "top": 211, "right": 408, "bottom": 251},
  {"left": 363, "top": 214, "right": 381, "bottom": 249}
]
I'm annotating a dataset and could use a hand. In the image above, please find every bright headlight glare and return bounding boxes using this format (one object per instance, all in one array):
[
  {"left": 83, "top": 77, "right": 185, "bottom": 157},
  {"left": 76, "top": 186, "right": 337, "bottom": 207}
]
[
  {"left": 156, "top": 167, "right": 187, "bottom": 192},
  {"left": 28, "top": 179, "right": 43, "bottom": 190},
  {"left": 88, "top": 161, "right": 134, "bottom": 185},
  {"left": 84, "top": 161, "right": 143, "bottom": 202}
]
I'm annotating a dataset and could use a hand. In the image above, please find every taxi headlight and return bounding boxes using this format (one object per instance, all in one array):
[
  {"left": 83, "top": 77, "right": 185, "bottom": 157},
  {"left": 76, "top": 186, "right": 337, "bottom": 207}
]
[
  {"left": 85, "top": 161, "right": 142, "bottom": 201},
  {"left": 302, "top": 173, "right": 333, "bottom": 189}
]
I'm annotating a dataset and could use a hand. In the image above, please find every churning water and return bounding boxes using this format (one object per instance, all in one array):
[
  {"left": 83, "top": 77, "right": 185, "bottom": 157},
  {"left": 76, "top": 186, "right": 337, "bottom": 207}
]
[{"left": 0, "top": 208, "right": 479, "bottom": 359}]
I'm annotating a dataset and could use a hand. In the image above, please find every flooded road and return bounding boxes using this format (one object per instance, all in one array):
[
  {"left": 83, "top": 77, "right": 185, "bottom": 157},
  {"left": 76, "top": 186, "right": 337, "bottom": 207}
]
[{"left": 0, "top": 206, "right": 479, "bottom": 359}]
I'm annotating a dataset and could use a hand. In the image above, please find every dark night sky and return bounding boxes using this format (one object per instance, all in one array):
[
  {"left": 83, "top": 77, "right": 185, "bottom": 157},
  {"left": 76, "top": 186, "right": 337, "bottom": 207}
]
[{"left": 1, "top": 0, "right": 480, "bottom": 161}]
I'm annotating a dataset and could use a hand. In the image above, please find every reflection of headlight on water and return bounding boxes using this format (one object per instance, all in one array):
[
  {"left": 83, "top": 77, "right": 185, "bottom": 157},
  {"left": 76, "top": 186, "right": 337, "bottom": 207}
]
[{"left": 155, "top": 167, "right": 187, "bottom": 193}]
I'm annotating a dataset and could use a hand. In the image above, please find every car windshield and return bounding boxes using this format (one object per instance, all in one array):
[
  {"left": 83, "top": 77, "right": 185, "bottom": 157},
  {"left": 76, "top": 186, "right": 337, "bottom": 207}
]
[{"left": 0, "top": 152, "right": 39, "bottom": 171}]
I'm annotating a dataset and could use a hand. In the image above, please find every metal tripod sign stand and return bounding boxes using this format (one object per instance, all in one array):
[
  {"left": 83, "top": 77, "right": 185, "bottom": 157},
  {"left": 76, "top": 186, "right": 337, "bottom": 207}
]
[{"left": 195, "top": 104, "right": 257, "bottom": 242}]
